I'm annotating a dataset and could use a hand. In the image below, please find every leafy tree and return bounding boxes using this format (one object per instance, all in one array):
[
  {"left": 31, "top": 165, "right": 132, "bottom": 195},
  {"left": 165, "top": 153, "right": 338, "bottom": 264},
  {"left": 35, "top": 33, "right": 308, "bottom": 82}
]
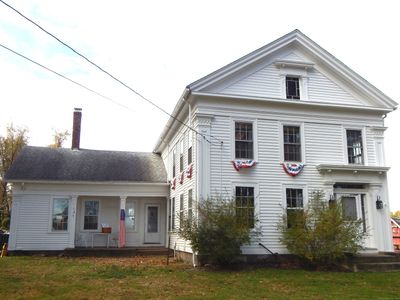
[
  {"left": 279, "top": 190, "right": 365, "bottom": 265},
  {"left": 391, "top": 211, "right": 400, "bottom": 219},
  {"left": 0, "top": 124, "right": 29, "bottom": 229},
  {"left": 178, "top": 198, "right": 255, "bottom": 265},
  {"left": 48, "top": 129, "right": 70, "bottom": 148}
]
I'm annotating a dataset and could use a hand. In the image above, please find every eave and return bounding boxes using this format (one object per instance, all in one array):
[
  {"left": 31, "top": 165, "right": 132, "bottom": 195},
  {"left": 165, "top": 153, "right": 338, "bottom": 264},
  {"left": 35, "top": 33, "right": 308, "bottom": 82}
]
[
  {"left": 192, "top": 91, "right": 395, "bottom": 114},
  {"left": 317, "top": 164, "right": 390, "bottom": 175},
  {"left": 7, "top": 179, "right": 169, "bottom": 186}
]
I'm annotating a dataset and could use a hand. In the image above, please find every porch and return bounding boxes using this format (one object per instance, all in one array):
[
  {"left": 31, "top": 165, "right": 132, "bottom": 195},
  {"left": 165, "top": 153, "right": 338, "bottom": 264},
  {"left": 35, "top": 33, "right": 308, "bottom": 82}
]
[{"left": 72, "top": 196, "right": 167, "bottom": 248}]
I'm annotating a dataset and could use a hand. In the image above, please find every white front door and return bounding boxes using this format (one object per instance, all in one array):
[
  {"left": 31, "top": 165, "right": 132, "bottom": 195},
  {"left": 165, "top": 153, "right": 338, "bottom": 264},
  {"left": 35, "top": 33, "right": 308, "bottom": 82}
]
[{"left": 144, "top": 204, "right": 161, "bottom": 244}]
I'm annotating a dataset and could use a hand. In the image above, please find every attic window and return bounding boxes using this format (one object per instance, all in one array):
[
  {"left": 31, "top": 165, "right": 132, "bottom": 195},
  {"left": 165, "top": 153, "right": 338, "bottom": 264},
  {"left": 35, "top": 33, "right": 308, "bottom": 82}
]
[{"left": 286, "top": 77, "right": 300, "bottom": 100}]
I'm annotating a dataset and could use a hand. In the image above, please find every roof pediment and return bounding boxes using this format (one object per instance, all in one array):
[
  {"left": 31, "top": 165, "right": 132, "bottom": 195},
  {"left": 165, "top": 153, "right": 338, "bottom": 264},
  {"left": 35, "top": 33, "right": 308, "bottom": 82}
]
[{"left": 188, "top": 30, "right": 397, "bottom": 110}]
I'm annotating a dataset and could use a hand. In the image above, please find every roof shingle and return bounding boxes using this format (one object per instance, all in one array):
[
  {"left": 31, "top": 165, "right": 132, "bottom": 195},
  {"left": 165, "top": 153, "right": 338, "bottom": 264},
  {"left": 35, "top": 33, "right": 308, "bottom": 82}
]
[{"left": 5, "top": 146, "right": 167, "bottom": 183}]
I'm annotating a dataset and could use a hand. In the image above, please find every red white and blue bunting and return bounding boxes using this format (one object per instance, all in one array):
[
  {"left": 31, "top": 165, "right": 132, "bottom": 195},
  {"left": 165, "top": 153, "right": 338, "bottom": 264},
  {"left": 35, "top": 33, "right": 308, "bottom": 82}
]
[
  {"left": 171, "top": 164, "right": 193, "bottom": 190},
  {"left": 281, "top": 162, "right": 304, "bottom": 177},
  {"left": 232, "top": 160, "right": 256, "bottom": 171},
  {"left": 171, "top": 177, "right": 176, "bottom": 190},
  {"left": 186, "top": 163, "right": 193, "bottom": 179}
]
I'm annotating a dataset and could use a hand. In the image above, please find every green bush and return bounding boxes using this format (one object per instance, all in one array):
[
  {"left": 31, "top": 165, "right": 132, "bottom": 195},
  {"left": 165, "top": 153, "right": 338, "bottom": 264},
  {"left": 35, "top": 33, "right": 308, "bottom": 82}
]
[
  {"left": 178, "top": 198, "right": 254, "bottom": 265},
  {"left": 279, "top": 190, "right": 365, "bottom": 264}
]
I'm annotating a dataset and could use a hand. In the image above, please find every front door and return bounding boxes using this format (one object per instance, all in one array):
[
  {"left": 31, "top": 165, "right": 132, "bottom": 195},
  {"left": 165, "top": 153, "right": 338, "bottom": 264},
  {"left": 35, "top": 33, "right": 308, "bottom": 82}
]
[
  {"left": 144, "top": 204, "right": 161, "bottom": 244},
  {"left": 336, "top": 193, "right": 367, "bottom": 232}
]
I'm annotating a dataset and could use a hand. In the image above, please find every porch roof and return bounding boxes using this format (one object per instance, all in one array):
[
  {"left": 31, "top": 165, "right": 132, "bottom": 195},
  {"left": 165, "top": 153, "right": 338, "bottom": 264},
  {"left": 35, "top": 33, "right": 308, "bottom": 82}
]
[{"left": 5, "top": 146, "right": 167, "bottom": 183}]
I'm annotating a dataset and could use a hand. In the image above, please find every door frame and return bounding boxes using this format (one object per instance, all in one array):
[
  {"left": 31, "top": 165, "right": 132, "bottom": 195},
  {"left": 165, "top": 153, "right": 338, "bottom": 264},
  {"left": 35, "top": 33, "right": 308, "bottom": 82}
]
[{"left": 144, "top": 204, "right": 161, "bottom": 244}]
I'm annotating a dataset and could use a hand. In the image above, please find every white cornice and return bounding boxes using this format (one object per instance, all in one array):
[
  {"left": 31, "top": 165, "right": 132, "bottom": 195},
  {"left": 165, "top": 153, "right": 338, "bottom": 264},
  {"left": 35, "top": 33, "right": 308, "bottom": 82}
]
[
  {"left": 8, "top": 180, "right": 169, "bottom": 186},
  {"left": 191, "top": 91, "right": 393, "bottom": 113},
  {"left": 274, "top": 59, "right": 314, "bottom": 69},
  {"left": 317, "top": 164, "right": 390, "bottom": 174}
]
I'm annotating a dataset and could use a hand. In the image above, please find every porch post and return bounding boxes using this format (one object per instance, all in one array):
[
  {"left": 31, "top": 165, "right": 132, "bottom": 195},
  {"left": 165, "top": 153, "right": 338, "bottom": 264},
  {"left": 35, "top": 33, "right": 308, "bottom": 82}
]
[
  {"left": 369, "top": 184, "right": 382, "bottom": 250},
  {"left": 69, "top": 196, "right": 78, "bottom": 248},
  {"left": 119, "top": 196, "right": 127, "bottom": 248}
]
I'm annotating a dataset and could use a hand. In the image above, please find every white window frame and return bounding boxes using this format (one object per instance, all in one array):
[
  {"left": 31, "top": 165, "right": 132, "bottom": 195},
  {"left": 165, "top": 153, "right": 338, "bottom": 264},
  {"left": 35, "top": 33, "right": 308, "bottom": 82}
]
[
  {"left": 282, "top": 184, "right": 308, "bottom": 210},
  {"left": 231, "top": 118, "right": 258, "bottom": 161},
  {"left": 82, "top": 199, "right": 101, "bottom": 232},
  {"left": 179, "top": 138, "right": 184, "bottom": 172},
  {"left": 279, "top": 122, "right": 305, "bottom": 163},
  {"left": 49, "top": 197, "right": 70, "bottom": 233},
  {"left": 187, "top": 189, "right": 193, "bottom": 223},
  {"left": 231, "top": 181, "right": 259, "bottom": 229},
  {"left": 279, "top": 67, "right": 309, "bottom": 100},
  {"left": 343, "top": 126, "right": 367, "bottom": 165},
  {"left": 172, "top": 146, "right": 177, "bottom": 178}
]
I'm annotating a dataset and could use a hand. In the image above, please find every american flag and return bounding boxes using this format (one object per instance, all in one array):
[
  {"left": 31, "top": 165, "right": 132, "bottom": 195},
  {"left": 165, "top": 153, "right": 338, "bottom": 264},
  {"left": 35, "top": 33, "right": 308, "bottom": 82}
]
[{"left": 119, "top": 209, "right": 126, "bottom": 248}]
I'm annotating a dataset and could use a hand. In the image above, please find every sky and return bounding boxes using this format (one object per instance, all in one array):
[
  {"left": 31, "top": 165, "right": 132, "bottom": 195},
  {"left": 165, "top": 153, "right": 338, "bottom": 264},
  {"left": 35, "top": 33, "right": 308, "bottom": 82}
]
[{"left": 0, "top": 0, "right": 399, "bottom": 209}]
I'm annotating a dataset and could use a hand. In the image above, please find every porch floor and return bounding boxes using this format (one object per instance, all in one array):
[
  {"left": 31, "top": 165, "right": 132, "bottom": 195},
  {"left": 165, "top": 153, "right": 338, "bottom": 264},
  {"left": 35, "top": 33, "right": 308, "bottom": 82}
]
[{"left": 64, "top": 246, "right": 171, "bottom": 257}]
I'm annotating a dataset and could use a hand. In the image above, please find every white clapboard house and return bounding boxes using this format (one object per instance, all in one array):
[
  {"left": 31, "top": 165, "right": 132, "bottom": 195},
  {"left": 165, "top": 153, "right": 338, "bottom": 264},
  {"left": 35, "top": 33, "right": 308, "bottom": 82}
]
[{"left": 6, "top": 30, "right": 397, "bottom": 255}]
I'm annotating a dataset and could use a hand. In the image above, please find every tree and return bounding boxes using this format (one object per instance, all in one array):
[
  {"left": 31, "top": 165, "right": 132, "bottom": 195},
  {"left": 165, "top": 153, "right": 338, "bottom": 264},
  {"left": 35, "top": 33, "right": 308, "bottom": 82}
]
[
  {"left": 0, "top": 124, "right": 29, "bottom": 230},
  {"left": 391, "top": 211, "right": 400, "bottom": 218},
  {"left": 48, "top": 130, "right": 70, "bottom": 148},
  {"left": 279, "top": 190, "right": 365, "bottom": 265},
  {"left": 178, "top": 198, "right": 255, "bottom": 265}
]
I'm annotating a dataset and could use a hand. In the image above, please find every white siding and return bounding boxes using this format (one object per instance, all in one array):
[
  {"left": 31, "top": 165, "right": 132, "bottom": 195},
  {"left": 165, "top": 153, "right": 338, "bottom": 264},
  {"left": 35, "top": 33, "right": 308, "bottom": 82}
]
[
  {"left": 13, "top": 195, "right": 70, "bottom": 250},
  {"left": 307, "top": 68, "right": 362, "bottom": 105}
]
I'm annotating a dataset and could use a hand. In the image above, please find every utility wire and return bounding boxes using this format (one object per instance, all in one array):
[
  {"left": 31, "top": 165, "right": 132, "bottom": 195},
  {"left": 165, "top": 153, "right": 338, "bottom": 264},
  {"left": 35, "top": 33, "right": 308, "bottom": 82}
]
[
  {"left": 0, "top": 0, "right": 218, "bottom": 144},
  {"left": 0, "top": 43, "right": 136, "bottom": 113}
]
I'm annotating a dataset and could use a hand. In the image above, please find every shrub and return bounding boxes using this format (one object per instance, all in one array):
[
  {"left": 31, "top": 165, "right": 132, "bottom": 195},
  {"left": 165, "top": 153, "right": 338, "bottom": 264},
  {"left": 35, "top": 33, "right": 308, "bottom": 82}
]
[
  {"left": 279, "top": 190, "right": 365, "bottom": 265},
  {"left": 178, "top": 198, "right": 254, "bottom": 265}
]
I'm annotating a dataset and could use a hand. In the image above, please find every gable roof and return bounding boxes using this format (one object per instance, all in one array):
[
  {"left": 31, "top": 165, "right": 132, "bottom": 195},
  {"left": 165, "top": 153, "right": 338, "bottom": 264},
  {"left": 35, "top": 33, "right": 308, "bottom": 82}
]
[
  {"left": 154, "top": 30, "right": 397, "bottom": 153},
  {"left": 5, "top": 146, "right": 167, "bottom": 183},
  {"left": 188, "top": 29, "right": 398, "bottom": 109}
]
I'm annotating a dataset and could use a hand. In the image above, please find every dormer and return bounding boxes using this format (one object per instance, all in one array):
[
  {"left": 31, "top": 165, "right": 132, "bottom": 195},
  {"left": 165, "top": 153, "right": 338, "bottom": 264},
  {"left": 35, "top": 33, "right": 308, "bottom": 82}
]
[{"left": 274, "top": 59, "right": 314, "bottom": 101}]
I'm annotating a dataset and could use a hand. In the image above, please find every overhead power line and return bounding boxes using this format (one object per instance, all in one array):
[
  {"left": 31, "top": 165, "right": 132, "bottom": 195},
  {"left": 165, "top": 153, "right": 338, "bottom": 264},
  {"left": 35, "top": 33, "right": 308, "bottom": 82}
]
[
  {"left": 0, "top": 43, "right": 136, "bottom": 113},
  {"left": 0, "top": 0, "right": 218, "bottom": 144}
]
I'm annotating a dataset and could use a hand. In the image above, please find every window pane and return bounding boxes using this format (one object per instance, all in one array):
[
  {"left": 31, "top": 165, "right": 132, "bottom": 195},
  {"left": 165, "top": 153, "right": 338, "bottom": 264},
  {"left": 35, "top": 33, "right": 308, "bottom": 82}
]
[
  {"left": 147, "top": 206, "right": 158, "bottom": 233},
  {"left": 342, "top": 197, "right": 357, "bottom": 220},
  {"left": 188, "top": 146, "right": 192, "bottom": 165},
  {"left": 84, "top": 201, "right": 99, "bottom": 230},
  {"left": 346, "top": 130, "right": 363, "bottom": 164},
  {"left": 235, "top": 186, "right": 255, "bottom": 228},
  {"left": 286, "top": 188, "right": 303, "bottom": 208},
  {"left": 126, "top": 201, "right": 135, "bottom": 230},
  {"left": 283, "top": 126, "right": 301, "bottom": 161},
  {"left": 52, "top": 198, "right": 69, "bottom": 231},
  {"left": 286, "top": 77, "right": 300, "bottom": 100},
  {"left": 235, "top": 122, "right": 253, "bottom": 159}
]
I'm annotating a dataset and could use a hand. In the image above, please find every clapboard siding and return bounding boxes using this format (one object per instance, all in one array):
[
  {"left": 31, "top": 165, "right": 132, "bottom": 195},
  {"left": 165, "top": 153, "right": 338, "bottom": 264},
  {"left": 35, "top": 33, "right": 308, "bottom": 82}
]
[
  {"left": 15, "top": 195, "right": 70, "bottom": 250},
  {"left": 307, "top": 68, "right": 362, "bottom": 105},
  {"left": 221, "top": 64, "right": 281, "bottom": 98},
  {"left": 206, "top": 107, "right": 383, "bottom": 253}
]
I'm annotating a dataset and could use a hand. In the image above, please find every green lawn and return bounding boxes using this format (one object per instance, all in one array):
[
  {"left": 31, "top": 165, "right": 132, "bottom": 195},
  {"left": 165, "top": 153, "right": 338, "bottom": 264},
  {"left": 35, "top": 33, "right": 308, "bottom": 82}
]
[{"left": 0, "top": 256, "right": 399, "bottom": 299}]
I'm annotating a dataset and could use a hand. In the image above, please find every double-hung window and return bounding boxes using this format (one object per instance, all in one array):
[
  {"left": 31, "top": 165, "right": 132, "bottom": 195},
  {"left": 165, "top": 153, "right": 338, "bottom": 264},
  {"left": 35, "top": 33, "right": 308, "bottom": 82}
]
[
  {"left": 188, "top": 130, "right": 193, "bottom": 165},
  {"left": 235, "top": 186, "right": 255, "bottom": 228},
  {"left": 188, "top": 189, "right": 193, "bottom": 223},
  {"left": 346, "top": 130, "right": 364, "bottom": 164},
  {"left": 169, "top": 197, "right": 175, "bottom": 231},
  {"left": 286, "top": 77, "right": 300, "bottom": 100},
  {"left": 286, "top": 188, "right": 303, "bottom": 228},
  {"left": 179, "top": 194, "right": 184, "bottom": 226},
  {"left": 235, "top": 122, "right": 253, "bottom": 159},
  {"left": 283, "top": 126, "right": 301, "bottom": 162},
  {"left": 125, "top": 200, "right": 136, "bottom": 231},
  {"left": 172, "top": 148, "right": 176, "bottom": 178},
  {"left": 52, "top": 198, "right": 69, "bottom": 231},
  {"left": 179, "top": 140, "right": 184, "bottom": 172},
  {"left": 84, "top": 200, "right": 99, "bottom": 230}
]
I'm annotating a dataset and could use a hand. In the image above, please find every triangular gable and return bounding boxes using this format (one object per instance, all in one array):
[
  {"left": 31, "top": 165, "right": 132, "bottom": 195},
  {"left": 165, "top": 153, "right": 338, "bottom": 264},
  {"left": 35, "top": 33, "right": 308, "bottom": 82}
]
[{"left": 188, "top": 30, "right": 397, "bottom": 110}]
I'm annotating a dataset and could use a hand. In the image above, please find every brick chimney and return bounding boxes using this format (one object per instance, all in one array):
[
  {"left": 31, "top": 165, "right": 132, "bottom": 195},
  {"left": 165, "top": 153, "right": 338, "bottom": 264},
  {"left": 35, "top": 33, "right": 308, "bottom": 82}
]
[{"left": 72, "top": 108, "right": 82, "bottom": 150}]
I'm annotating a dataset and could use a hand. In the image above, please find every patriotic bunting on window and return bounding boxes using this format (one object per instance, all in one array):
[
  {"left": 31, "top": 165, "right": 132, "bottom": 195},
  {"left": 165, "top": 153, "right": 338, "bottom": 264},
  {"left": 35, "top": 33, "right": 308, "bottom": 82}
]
[
  {"left": 179, "top": 171, "right": 185, "bottom": 184},
  {"left": 186, "top": 163, "right": 193, "bottom": 179},
  {"left": 281, "top": 162, "right": 304, "bottom": 177},
  {"left": 232, "top": 160, "right": 256, "bottom": 171},
  {"left": 171, "top": 177, "right": 176, "bottom": 190}
]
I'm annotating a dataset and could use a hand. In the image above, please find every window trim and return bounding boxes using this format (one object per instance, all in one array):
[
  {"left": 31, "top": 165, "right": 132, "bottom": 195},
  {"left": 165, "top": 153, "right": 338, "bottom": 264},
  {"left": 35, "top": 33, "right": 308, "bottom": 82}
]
[
  {"left": 179, "top": 194, "right": 184, "bottom": 227},
  {"left": 279, "top": 67, "right": 309, "bottom": 100},
  {"left": 169, "top": 197, "right": 176, "bottom": 232},
  {"left": 81, "top": 199, "right": 101, "bottom": 232},
  {"left": 188, "top": 189, "right": 193, "bottom": 223},
  {"left": 179, "top": 139, "right": 184, "bottom": 172},
  {"left": 172, "top": 147, "right": 176, "bottom": 178},
  {"left": 282, "top": 184, "right": 308, "bottom": 210},
  {"left": 285, "top": 76, "right": 301, "bottom": 100},
  {"left": 49, "top": 197, "right": 70, "bottom": 233},
  {"left": 279, "top": 122, "right": 305, "bottom": 163},
  {"left": 231, "top": 181, "right": 259, "bottom": 229},
  {"left": 343, "top": 127, "right": 367, "bottom": 165},
  {"left": 125, "top": 199, "right": 137, "bottom": 232},
  {"left": 231, "top": 118, "right": 258, "bottom": 161}
]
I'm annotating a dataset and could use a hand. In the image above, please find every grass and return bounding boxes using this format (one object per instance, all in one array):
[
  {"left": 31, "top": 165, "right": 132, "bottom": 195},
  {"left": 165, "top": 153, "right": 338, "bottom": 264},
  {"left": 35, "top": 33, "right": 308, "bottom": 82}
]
[{"left": 1, "top": 256, "right": 400, "bottom": 299}]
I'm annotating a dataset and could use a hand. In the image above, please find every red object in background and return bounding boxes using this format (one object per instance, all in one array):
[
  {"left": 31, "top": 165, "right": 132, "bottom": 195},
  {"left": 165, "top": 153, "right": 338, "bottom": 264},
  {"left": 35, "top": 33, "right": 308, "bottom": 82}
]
[{"left": 391, "top": 218, "right": 400, "bottom": 252}]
